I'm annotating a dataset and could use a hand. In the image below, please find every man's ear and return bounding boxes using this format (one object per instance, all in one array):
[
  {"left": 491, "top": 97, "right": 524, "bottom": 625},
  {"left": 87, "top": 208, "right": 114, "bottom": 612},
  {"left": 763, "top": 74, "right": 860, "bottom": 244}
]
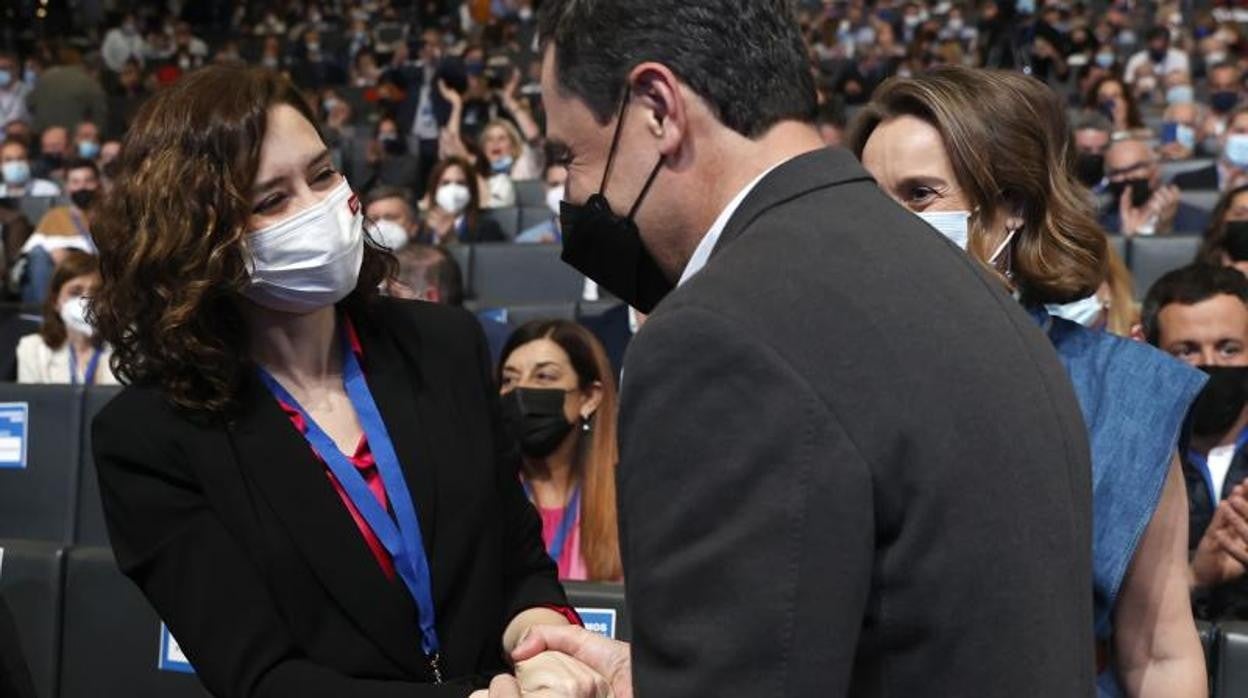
[{"left": 629, "top": 62, "right": 685, "bottom": 158}]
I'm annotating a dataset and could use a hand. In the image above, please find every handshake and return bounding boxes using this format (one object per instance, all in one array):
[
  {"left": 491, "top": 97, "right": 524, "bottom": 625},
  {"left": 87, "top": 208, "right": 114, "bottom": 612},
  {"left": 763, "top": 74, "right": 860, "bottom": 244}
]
[{"left": 471, "top": 625, "right": 633, "bottom": 698}]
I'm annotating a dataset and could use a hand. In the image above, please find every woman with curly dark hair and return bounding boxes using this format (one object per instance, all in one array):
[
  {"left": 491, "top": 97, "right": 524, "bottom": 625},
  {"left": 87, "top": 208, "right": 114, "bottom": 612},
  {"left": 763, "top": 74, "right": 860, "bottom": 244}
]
[{"left": 88, "top": 65, "right": 600, "bottom": 698}]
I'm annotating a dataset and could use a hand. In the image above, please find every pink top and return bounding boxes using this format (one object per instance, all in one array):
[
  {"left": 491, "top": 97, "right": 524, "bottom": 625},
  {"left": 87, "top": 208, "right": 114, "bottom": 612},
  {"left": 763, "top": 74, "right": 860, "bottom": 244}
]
[{"left": 537, "top": 505, "right": 588, "bottom": 581}]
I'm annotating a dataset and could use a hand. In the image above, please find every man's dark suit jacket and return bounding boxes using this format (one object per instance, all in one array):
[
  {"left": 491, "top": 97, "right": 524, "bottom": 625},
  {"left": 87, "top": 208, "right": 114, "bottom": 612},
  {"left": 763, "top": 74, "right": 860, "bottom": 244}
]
[
  {"left": 92, "top": 299, "right": 566, "bottom": 698},
  {"left": 617, "top": 148, "right": 1094, "bottom": 697},
  {"left": 1172, "top": 164, "right": 1219, "bottom": 192},
  {"left": 1099, "top": 202, "right": 1211, "bottom": 236}
]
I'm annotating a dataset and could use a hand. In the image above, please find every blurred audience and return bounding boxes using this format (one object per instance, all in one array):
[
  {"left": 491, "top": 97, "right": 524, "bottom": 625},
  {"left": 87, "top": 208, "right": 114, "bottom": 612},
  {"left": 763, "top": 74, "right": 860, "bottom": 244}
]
[
  {"left": 389, "top": 242, "right": 510, "bottom": 364},
  {"left": 1102, "top": 132, "right": 1209, "bottom": 236},
  {"left": 1175, "top": 105, "right": 1248, "bottom": 192},
  {"left": 416, "top": 156, "right": 504, "bottom": 244},
  {"left": 0, "top": 140, "right": 59, "bottom": 197},
  {"left": 17, "top": 251, "right": 116, "bottom": 385}
]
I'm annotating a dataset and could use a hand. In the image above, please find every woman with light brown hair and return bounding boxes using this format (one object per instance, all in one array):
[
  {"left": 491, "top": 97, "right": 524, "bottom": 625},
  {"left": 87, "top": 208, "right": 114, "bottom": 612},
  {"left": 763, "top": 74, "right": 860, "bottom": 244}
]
[
  {"left": 86, "top": 65, "right": 605, "bottom": 697},
  {"left": 850, "top": 66, "right": 1208, "bottom": 697},
  {"left": 498, "top": 320, "right": 622, "bottom": 582}
]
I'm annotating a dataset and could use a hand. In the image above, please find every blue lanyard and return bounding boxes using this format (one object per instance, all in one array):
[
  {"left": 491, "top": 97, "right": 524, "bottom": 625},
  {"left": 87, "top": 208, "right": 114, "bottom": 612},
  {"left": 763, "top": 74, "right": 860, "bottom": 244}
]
[
  {"left": 68, "top": 345, "right": 102, "bottom": 386},
  {"left": 523, "top": 481, "right": 581, "bottom": 563},
  {"left": 257, "top": 328, "right": 441, "bottom": 665},
  {"left": 1187, "top": 426, "right": 1248, "bottom": 511}
]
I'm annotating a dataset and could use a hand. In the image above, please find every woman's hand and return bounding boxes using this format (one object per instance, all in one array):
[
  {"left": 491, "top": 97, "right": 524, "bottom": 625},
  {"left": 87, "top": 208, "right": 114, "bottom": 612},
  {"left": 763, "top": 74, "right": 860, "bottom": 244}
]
[
  {"left": 515, "top": 650, "right": 612, "bottom": 697},
  {"left": 469, "top": 652, "right": 612, "bottom": 698},
  {"left": 512, "top": 625, "right": 632, "bottom": 698}
]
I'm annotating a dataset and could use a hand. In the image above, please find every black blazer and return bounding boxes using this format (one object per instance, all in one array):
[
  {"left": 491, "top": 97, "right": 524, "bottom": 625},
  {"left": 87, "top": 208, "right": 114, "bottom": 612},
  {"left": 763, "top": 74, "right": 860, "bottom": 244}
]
[
  {"left": 617, "top": 148, "right": 1094, "bottom": 697},
  {"left": 92, "top": 299, "right": 566, "bottom": 698},
  {"left": 1172, "top": 164, "right": 1220, "bottom": 192}
]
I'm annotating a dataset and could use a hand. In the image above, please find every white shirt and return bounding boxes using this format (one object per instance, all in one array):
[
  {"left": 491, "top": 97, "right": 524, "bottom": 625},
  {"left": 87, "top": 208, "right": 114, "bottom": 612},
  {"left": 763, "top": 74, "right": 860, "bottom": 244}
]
[
  {"left": 0, "top": 179, "right": 60, "bottom": 198},
  {"left": 677, "top": 160, "right": 787, "bottom": 286},
  {"left": 1207, "top": 444, "right": 1238, "bottom": 501},
  {"left": 16, "top": 334, "right": 118, "bottom": 385}
]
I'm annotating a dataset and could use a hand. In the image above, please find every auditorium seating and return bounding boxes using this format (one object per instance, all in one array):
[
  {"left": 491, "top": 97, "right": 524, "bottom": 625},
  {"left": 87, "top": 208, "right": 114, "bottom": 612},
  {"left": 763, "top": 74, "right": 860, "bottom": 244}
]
[
  {"left": 514, "top": 179, "right": 547, "bottom": 208},
  {"left": 1162, "top": 159, "right": 1216, "bottom": 184},
  {"left": 1125, "top": 236, "right": 1203, "bottom": 300},
  {"left": 59, "top": 546, "right": 207, "bottom": 698},
  {"left": 465, "top": 244, "right": 585, "bottom": 306},
  {"left": 0, "top": 539, "right": 64, "bottom": 698},
  {"left": 1218, "top": 622, "right": 1248, "bottom": 698},
  {"left": 0, "top": 384, "right": 84, "bottom": 542}
]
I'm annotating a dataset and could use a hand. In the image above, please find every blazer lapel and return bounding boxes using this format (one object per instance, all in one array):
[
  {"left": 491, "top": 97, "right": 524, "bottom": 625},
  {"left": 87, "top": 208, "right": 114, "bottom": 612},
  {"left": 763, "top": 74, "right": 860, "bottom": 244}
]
[
  {"left": 228, "top": 373, "right": 430, "bottom": 677},
  {"left": 349, "top": 307, "right": 441, "bottom": 552},
  {"left": 712, "top": 147, "right": 876, "bottom": 259}
]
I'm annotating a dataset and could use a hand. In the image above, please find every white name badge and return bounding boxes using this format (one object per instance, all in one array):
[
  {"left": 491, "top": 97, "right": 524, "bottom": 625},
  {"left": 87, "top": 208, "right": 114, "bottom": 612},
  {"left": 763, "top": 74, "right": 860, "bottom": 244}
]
[
  {"left": 0, "top": 403, "right": 29, "bottom": 469},
  {"left": 576, "top": 607, "right": 617, "bottom": 640},
  {"left": 158, "top": 622, "right": 195, "bottom": 674}
]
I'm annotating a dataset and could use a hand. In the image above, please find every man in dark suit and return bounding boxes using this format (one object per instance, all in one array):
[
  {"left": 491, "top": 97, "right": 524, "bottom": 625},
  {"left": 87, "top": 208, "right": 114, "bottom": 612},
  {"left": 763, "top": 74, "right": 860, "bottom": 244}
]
[
  {"left": 1101, "top": 133, "right": 1210, "bottom": 235},
  {"left": 481, "top": 1, "right": 1096, "bottom": 696}
]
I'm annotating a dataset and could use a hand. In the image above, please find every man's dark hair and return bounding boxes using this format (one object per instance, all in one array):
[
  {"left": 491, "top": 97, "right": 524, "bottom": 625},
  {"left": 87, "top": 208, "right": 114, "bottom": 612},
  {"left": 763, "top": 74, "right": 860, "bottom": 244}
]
[
  {"left": 393, "top": 243, "right": 465, "bottom": 307},
  {"left": 538, "top": 0, "right": 818, "bottom": 138},
  {"left": 1141, "top": 264, "right": 1248, "bottom": 345},
  {"left": 1146, "top": 26, "right": 1170, "bottom": 44},
  {"left": 65, "top": 158, "right": 100, "bottom": 179},
  {"left": 364, "top": 185, "right": 414, "bottom": 215}
]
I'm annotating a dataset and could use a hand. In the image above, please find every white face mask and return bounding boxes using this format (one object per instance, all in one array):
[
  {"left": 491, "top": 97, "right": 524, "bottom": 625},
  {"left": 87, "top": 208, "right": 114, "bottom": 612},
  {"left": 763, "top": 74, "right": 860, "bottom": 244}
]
[
  {"left": 60, "top": 295, "right": 94, "bottom": 337},
  {"left": 915, "top": 209, "right": 1016, "bottom": 266},
  {"left": 1046, "top": 293, "right": 1105, "bottom": 328},
  {"left": 545, "top": 184, "right": 565, "bottom": 215},
  {"left": 435, "top": 183, "right": 471, "bottom": 215},
  {"left": 1226, "top": 134, "right": 1248, "bottom": 169},
  {"left": 370, "top": 218, "right": 410, "bottom": 250},
  {"left": 244, "top": 179, "right": 364, "bottom": 314},
  {"left": 916, "top": 210, "right": 970, "bottom": 250}
]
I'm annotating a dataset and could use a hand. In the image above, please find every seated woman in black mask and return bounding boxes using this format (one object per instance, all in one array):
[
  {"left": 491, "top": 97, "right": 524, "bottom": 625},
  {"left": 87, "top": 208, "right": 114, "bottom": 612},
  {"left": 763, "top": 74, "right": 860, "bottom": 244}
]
[
  {"left": 1198, "top": 184, "right": 1248, "bottom": 276},
  {"left": 498, "top": 320, "right": 623, "bottom": 583}
]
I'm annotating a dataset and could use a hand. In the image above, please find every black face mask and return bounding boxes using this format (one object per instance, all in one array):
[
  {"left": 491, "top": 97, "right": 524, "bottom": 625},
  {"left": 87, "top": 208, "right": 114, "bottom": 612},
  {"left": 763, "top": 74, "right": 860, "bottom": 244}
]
[
  {"left": 1224, "top": 220, "right": 1248, "bottom": 262},
  {"left": 1107, "top": 177, "right": 1152, "bottom": 208},
  {"left": 381, "top": 135, "right": 406, "bottom": 156},
  {"left": 559, "top": 92, "right": 672, "bottom": 313},
  {"left": 41, "top": 153, "right": 64, "bottom": 170},
  {"left": 1075, "top": 152, "right": 1104, "bottom": 188},
  {"left": 1212, "top": 90, "right": 1240, "bottom": 114},
  {"left": 1191, "top": 366, "right": 1248, "bottom": 437},
  {"left": 69, "top": 189, "right": 97, "bottom": 210},
  {"left": 1148, "top": 47, "right": 1168, "bottom": 63},
  {"left": 500, "top": 387, "right": 576, "bottom": 459}
]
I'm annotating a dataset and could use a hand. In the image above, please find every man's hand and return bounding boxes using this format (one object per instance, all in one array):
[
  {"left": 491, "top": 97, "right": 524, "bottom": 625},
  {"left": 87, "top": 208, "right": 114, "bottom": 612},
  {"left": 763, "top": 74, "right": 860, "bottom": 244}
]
[
  {"left": 512, "top": 626, "right": 633, "bottom": 698},
  {"left": 1190, "top": 481, "right": 1248, "bottom": 590}
]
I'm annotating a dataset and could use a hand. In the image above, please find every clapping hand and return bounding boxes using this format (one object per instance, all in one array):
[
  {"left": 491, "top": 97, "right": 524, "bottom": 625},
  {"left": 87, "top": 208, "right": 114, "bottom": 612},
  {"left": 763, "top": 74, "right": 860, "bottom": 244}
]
[{"left": 1191, "top": 480, "right": 1248, "bottom": 590}]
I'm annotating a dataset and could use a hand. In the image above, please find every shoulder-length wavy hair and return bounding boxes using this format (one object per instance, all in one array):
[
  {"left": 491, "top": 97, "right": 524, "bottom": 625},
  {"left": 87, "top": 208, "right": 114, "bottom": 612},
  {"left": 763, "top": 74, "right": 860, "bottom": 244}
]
[
  {"left": 92, "top": 66, "right": 394, "bottom": 415},
  {"left": 847, "top": 66, "right": 1107, "bottom": 304},
  {"left": 40, "top": 251, "right": 100, "bottom": 350},
  {"left": 498, "top": 319, "right": 622, "bottom": 582},
  {"left": 1198, "top": 184, "right": 1248, "bottom": 265}
]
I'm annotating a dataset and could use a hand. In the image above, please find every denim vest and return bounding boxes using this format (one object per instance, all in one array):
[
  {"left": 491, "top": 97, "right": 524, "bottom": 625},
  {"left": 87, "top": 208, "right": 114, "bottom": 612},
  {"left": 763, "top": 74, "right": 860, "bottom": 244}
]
[{"left": 1026, "top": 308, "right": 1206, "bottom": 696}]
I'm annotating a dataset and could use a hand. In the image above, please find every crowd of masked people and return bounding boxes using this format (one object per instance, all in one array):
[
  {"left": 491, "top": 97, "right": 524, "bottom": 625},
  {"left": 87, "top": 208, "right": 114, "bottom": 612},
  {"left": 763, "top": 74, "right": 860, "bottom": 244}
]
[{"left": 2, "top": 0, "right": 1248, "bottom": 686}]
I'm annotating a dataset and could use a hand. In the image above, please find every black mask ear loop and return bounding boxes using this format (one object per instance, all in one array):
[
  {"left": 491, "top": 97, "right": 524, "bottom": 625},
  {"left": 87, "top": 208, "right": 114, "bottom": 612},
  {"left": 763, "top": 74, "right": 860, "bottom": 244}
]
[{"left": 598, "top": 86, "right": 666, "bottom": 222}]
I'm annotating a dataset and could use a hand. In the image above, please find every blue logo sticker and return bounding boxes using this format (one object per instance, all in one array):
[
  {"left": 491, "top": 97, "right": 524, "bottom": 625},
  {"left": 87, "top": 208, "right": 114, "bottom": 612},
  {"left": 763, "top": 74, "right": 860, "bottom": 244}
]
[
  {"left": 576, "top": 607, "right": 617, "bottom": 640},
  {"left": 0, "top": 403, "right": 29, "bottom": 469},
  {"left": 158, "top": 623, "right": 195, "bottom": 674}
]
